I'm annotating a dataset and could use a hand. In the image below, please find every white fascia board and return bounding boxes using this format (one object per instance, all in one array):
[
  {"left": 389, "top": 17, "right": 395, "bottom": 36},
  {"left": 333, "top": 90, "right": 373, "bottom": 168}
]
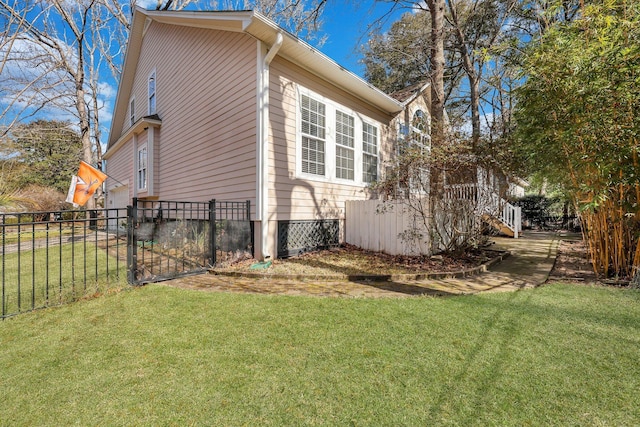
[
  {"left": 140, "top": 8, "right": 403, "bottom": 115},
  {"left": 106, "top": 8, "right": 147, "bottom": 148},
  {"left": 245, "top": 14, "right": 403, "bottom": 115},
  {"left": 140, "top": 8, "right": 253, "bottom": 32},
  {"left": 401, "top": 82, "right": 432, "bottom": 108}
]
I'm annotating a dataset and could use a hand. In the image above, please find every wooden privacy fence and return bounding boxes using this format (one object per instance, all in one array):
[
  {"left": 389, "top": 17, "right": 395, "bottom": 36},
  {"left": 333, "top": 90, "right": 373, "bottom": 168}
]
[{"left": 345, "top": 199, "right": 431, "bottom": 256}]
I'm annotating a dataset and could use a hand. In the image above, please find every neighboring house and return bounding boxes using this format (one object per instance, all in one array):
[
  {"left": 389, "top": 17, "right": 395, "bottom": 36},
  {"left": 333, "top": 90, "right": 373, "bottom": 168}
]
[{"left": 103, "top": 7, "right": 433, "bottom": 260}]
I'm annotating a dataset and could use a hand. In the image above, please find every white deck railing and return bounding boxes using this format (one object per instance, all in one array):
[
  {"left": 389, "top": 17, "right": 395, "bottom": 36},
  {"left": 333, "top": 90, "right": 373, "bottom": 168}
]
[
  {"left": 500, "top": 201, "right": 522, "bottom": 238},
  {"left": 445, "top": 183, "right": 522, "bottom": 238}
]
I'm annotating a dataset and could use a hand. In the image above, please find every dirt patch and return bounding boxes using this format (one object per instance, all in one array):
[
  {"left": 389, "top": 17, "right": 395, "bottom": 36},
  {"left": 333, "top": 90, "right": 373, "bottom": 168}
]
[
  {"left": 548, "top": 238, "right": 598, "bottom": 283},
  {"left": 214, "top": 243, "right": 504, "bottom": 277}
]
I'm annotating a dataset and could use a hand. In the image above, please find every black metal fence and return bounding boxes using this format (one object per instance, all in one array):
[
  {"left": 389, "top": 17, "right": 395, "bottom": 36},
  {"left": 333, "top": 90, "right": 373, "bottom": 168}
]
[
  {"left": 127, "top": 198, "right": 252, "bottom": 284},
  {"left": 1, "top": 208, "right": 128, "bottom": 319},
  {"left": 1, "top": 199, "right": 253, "bottom": 318}
]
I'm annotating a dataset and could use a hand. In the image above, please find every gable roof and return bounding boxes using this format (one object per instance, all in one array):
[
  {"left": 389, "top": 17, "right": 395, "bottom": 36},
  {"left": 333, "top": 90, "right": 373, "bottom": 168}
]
[
  {"left": 107, "top": 7, "right": 404, "bottom": 148},
  {"left": 389, "top": 81, "right": 431, "bottom": 105}
]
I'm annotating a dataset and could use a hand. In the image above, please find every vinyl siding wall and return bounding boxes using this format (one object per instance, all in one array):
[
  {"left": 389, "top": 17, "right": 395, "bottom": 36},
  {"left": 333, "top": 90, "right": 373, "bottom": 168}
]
[
  {"left": 267, "top": 56, "right": 396, "bottom": 223},
  {"left": 111, "top": 22, "right": 258, "bottom": 211}
]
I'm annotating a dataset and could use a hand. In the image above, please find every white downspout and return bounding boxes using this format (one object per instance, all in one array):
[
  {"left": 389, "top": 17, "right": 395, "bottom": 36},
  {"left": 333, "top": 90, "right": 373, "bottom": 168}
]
[{"left": 257, "top": 32, "right": 283, "bottom": 259}]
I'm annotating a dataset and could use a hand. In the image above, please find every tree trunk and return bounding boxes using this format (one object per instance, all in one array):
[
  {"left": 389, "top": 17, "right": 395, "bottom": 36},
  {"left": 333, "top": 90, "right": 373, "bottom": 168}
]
[
  {"left": 427, "top": 0, "right": 446, "bottom": 145},
  {"left": 448, "top": 0, "right": 480, "bottom": 148}
]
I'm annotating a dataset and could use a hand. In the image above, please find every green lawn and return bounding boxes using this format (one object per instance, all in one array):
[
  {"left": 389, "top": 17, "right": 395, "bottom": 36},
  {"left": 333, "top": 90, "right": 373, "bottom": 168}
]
[
  {"left": 1, "top": 242, "right": 127, "bottom": 317},
  {"left": 1, "top": 227, "right": 76, "bottom": 245},
  {"left": 1, "top": 283, "right": 639, "bottom": 426}
]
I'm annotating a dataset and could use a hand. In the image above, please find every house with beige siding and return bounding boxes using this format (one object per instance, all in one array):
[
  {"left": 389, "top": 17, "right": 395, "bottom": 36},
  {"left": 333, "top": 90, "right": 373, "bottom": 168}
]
[{"left": 104, "top": 7, "right": 434, "bottom": 260}]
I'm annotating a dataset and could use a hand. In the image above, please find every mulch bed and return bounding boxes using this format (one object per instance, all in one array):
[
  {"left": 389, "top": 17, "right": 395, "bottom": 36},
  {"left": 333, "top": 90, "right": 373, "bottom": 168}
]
[
  {"left": 216, "top": 243, "right": 505, "bottom": 276},
  {"left": 548, "top": 238, "right": 598, "bottom": 283}
]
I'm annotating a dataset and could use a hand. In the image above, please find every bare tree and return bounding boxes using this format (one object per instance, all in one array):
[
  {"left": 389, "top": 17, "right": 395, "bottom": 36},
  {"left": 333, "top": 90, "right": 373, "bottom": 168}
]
[
  {"left": 0, "top": 1, "right": 44, "bottom": 134},
  {"left": 374, "top": 0, "right": 446, "bottom": 143},
  {"left": 1, "top": 0, "right": 329, "bottom": 212}
]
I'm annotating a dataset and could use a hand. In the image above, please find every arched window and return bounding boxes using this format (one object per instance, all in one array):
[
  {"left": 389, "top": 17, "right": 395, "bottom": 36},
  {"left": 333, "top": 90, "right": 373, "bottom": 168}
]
[
  {"left": 411, "top": 110, "right": 430, "bottom": 152},
  {"left": 412, "top": 110, "right": 427, "bottom": 133},
  {"left": 410, "top": 110, "right": 430, "bottom": 193}
]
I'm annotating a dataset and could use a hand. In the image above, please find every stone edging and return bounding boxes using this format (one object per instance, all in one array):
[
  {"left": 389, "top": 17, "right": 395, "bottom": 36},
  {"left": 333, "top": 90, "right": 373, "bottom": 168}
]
[{"left": 210, "top": 251, "right": 511, "bottom": 282}]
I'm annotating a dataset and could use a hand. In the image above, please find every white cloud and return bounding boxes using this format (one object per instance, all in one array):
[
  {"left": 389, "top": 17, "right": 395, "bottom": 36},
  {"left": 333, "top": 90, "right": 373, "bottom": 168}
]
[
  {"left": 412, "top": 1, "right": 428, "bottom": 13},
  {"left": 98, "top": 81, "right": 117, "bottom": 99},
  {"left": 135, "top": 0, "right": 158, "bottom": 9}
]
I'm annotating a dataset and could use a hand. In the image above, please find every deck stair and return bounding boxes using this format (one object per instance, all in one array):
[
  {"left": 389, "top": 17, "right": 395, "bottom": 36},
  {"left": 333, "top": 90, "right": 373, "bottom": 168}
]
[
  {"left": 443, "top": 183, "right": 523, "bottom": 238},
  {"left": 481, "top": 196, "right": 522, "bottom": 238}
]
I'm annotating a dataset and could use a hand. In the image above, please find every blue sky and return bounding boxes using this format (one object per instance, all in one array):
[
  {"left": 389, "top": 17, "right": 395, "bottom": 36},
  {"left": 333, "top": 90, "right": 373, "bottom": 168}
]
[
  {"left": 304, "top": 1, "right": 408, "bottom": 77},
  {"left": 1, "top": 1, "right": 410, "bottom": 148}
]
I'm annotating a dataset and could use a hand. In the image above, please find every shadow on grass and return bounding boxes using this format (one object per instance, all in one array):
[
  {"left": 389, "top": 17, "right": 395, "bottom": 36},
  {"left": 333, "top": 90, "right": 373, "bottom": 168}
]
[
  {"left": 425, "top": 288, "right": 531, "bottom": 424},
  {"left": 350, "top": 279, "right": 460, "bottom": 297}
]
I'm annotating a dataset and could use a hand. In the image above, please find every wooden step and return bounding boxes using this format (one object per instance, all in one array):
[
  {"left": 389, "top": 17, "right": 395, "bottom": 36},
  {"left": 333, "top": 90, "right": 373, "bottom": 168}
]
[{"left": 482, "top": 213, "right": 515, "bottom": 237}]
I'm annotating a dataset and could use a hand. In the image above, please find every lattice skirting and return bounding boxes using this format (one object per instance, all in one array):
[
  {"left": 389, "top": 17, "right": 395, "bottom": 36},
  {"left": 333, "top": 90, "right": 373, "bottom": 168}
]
[{"left": 277, "top": 220, "right": 339, "bottom": 258}]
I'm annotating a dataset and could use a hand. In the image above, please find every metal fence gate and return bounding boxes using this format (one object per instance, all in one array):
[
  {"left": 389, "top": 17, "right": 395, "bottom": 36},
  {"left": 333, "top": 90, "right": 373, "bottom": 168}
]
[{"left": 128, "top": 199, "right": 252, "bottom": 284}]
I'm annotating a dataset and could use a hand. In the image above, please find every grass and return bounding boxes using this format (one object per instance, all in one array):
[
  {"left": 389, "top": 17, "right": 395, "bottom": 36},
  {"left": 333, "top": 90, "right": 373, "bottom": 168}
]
[
  {"left": 1, "top": 226, "right": 77, "bottom": 245},
  {"left": 1, "top": 282, "right": 639, "bottom": 425},
  {"left": 1, "top": 242, "right": 127, "bottom": 317}
]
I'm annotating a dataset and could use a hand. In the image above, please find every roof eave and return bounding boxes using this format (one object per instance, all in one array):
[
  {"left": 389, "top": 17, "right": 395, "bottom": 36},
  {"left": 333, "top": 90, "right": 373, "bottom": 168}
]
[
  {"left": 104, "top": 116, "right": 162, "bottom": 160},
  {"left": 106, "top": 7, "right": 148, "bottom": 148},
  {"left": 244, "top": 13, "right": 403, "bottom": 114},
  {"left": 107, "top": 8, "right": 404, "bottom": 149}
]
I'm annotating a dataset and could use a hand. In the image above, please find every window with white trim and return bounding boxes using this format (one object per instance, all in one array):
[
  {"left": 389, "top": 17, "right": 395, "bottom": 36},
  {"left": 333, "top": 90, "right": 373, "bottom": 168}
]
[
  {"left": 297, "top": 88, "right": 382, "bottom": 187},
  {"left": 410, "top": 109, "right": 430, "bottom": 193},
  {"left": 301, "top": 94, "right": 326, "bottom": 176},
  {"left": 335, "top": 110, "right": 354, "bottom": 180},
  {"left": 362, "top": 122, "right": 378, "bottom": 183},
  {"left": 129, "top": 97, "right": 135, "bottom": 126},
  {"left": 137, "top": 144, "right": 147, "bottom": 191},
  {"left": 148, "top": 70, "right": 156, "bottom": 115}
]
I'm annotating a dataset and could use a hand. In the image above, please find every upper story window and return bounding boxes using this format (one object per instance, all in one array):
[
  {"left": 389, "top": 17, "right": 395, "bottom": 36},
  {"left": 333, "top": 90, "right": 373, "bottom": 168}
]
[
  {"left": 129, "top": 97, "right": 135, "bottom": 126},
  {"left": 301, "top": 94, "right": 326, "bottom": 176},
  {"left": 362, "top": 123, "right": 378, "bottom": 183},
  {"left": 148, "top": 70, "right": 156, "bottom": 115},
  {"left": 335, "top": 110, "right": 354, "bottom": 180}
]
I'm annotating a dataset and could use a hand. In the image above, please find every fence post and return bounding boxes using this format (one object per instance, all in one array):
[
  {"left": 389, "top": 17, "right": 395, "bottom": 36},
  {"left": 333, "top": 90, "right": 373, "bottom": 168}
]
[
  {"left": 127, "top": 199, "right": 138, "bottom": 284},
  {"left": 209, "top": 199, "right": 216, "bottom": 266}
]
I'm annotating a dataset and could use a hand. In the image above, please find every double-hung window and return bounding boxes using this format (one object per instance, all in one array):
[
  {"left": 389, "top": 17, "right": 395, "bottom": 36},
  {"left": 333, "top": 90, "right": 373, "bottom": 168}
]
[
  {"left": 362, "top": 123, "right": 378, "bottom": 183},
  {"left": 129, "top": 98, "right": 135, "bottom": 126},
  {"left": 148, "top": 70, "right": 156, "bottom": 115},
  {"left": 335, "top": 111, "right": 354, "bottom": 180},
  {"left": 137, "top": 144, "right": 147, "bottom": 191},
  {"left": 301, "top": 94, "right": 326, "bottom": 176},
  {"left": 298, "top": 88, "right": 382, "bottom": 186}
]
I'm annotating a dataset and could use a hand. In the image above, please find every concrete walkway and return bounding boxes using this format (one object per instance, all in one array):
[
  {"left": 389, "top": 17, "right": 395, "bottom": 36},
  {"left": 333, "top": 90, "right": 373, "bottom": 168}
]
[{"left": 161, "top": 231, "right": 562, "bottom": 298}]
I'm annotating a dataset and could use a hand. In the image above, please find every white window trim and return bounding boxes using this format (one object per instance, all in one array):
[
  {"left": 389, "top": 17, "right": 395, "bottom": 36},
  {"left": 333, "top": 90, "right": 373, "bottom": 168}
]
[
  {"left": 295, "top": 86, "right": 380, "bottom": 188},
  {"left": 137, "top": 142, "right": 148, "bottom": 191},
  {"left": 129, "top": 96, "right": 136, "bottom": 127},
  {"left": 335, "top": 109, "right": 355, "bottom": 181},
  {"left": 396, "top": 108, "right": 431, "bottom": 195},
  {"left": 362, "top": 121, "right": 379, "bottom": 184},
  {"left": 148, "top": 68, "right": 156, "bottom": 115}
]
